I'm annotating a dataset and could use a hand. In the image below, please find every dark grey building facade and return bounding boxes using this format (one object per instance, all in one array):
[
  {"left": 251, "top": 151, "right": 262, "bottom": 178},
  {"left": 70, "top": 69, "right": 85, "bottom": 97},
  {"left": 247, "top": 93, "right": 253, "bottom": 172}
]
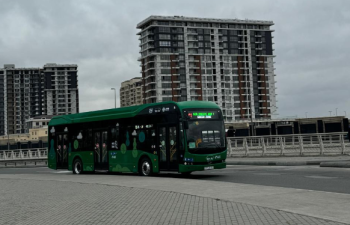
[{"left": 0, "top": 64, "right": 79, "bottom": 135}]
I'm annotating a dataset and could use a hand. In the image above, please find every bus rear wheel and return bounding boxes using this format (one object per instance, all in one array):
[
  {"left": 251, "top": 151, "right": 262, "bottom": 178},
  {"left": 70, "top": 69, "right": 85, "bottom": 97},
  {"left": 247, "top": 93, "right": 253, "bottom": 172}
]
[
  {"left": 73, "top": 158, "right": 83, "bottom": 174},
  {"left": 139, "top": 158, "right": 152, "bottom": 176}
]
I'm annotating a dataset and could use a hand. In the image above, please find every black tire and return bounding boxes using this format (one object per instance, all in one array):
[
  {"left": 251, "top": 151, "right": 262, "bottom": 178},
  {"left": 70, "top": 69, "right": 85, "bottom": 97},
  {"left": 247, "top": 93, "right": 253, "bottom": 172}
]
[
  {"left": 139, "top": 158, "right": 152, "bottom": 176},
  {"left": 73, "top": 158, "right": 83, "bottom": 174}
]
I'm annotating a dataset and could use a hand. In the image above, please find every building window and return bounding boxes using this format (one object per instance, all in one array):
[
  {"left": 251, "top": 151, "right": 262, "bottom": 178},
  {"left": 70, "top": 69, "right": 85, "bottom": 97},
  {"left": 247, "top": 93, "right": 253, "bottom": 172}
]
[
  {"left": 159, "top": 41, "right": 171, "bottom": 47},
  {"left": 159, "top": 27, "right": 170, "bottom": 33},
  {"left": 162, "top": 97, "right": 172, "bottom": 101},
  {"left": 160, "top": 55, "right": 170, "bottom": 60},
  {"left": 159, "top": 48, "right": 171, "bottom": 53},
  {"left": 160, "top": 69, "right": 171, "bottom": 74},
  {"left": 159, "top": 34, "right": 171, "bottom": 39},
  {"left": 161, "top": 83, "right": 172, "bottom": 88}
]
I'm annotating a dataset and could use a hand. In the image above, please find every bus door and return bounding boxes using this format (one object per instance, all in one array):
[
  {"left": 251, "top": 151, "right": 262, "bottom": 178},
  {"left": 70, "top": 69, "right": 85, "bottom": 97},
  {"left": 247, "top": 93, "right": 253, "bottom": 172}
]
[
  {"left": 56, "top": 133, "right": 68, "bottom": 169},
  {"left": 93, "top": 130, "right": 108, "bottom": 170},
  {"left": 158, "top": 124, "right": 179, "bottom": 171}
]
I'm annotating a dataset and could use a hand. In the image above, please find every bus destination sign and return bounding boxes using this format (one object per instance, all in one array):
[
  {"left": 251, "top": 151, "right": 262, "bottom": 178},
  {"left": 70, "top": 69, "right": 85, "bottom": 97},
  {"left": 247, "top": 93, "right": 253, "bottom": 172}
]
[{"left": 187, "top": 111, "right": 218, "bottom": 119}]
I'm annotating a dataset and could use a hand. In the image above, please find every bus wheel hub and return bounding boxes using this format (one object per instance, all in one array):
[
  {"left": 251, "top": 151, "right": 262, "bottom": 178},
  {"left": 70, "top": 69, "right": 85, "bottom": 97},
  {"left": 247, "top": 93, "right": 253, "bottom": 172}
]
[{"left": 142, "top": 162, "right": 150, "bottom": 175}]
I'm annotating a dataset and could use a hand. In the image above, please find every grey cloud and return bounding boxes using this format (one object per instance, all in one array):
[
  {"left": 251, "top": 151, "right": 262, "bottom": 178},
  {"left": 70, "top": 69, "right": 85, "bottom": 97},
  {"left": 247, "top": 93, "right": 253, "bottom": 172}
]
[{"left": 0, "top": 0, "right": 349, "bottom": 118}]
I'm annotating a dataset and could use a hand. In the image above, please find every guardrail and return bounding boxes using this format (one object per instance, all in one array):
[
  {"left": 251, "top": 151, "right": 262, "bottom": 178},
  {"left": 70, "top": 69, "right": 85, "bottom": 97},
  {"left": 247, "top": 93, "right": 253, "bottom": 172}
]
[
  {"left": 227, "top": 132, "right": 350, "bottom": 157},
  {"left": 0, "top": 148, "right": 47, "bottom": 161},
  {"left": 1, "top": 134, "right": 350, "bottom": 163}
]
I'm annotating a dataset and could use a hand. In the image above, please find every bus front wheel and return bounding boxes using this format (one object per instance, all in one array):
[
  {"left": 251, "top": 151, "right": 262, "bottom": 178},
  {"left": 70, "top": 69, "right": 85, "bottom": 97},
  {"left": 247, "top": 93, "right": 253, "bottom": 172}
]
[
  {"left": 73, "top": 158, "right": 83, "bottom": 174},
  {"left": 139, "top": 158, "right": 152, "bottom": 176}
]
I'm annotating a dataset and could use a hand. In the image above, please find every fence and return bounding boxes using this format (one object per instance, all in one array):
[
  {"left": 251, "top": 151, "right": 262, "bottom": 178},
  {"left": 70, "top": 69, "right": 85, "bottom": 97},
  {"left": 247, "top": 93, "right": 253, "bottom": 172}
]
[
  {"left": 1, "top": 133, "right": 349, "bottom": 162},
  {"left": 0, "top": 148, "right": 48, "bottom": 161},
  {"left": 0, "top": 141, "right": 48, "bottom": 150},
  {"left": 227, "top": 132, "right": 350, "bottom": 157}
]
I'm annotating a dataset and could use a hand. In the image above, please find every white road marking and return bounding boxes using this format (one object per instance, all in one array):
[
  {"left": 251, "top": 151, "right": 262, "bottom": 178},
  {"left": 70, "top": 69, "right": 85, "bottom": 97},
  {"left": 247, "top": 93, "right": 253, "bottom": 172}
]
[{"left": 55, "top": 171, "right": 71, "bottom": 173}]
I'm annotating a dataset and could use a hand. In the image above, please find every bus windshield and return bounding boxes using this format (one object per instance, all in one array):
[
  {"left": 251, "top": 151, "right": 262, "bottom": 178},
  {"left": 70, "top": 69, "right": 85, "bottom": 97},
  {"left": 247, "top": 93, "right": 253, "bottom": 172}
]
[{"left": 186, "top": 120, "right": 225, "bottom": 154}]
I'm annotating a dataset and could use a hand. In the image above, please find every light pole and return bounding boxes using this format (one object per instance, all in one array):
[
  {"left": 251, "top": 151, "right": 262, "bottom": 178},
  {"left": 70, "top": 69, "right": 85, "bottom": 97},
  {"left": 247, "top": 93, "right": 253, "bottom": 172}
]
[
  {"left": 329, "top": 111, "right": 332, "bottom": 116},
  {"left": 7, "top": 116, "right": 9, "bottom": 150},
  {"left": 249, "top": 101, "right": 254, "bottom": 136},
  {"left": 335, "top": 108, "right": 338, "bottom": 116},
  {"left": 111, "top": 88, "right": 116, "bottom": 108},
  {"left": 345, "top": 111, "right": 347, "bottom": 117},
  {"left": 305, "top": 112, "right": 308, "bottom": 118}
]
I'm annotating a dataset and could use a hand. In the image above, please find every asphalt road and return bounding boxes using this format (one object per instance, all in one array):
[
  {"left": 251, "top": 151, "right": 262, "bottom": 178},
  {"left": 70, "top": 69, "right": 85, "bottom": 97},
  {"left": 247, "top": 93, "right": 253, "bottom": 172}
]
[{"left": 1, "top": 165, "right": 350, "bottom": 194}]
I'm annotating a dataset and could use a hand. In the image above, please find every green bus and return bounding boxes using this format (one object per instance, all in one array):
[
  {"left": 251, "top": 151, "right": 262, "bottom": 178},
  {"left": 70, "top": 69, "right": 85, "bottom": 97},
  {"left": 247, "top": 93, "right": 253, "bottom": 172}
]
[{"left": 48, "top": 101, "right": 227, "bottom": 176}]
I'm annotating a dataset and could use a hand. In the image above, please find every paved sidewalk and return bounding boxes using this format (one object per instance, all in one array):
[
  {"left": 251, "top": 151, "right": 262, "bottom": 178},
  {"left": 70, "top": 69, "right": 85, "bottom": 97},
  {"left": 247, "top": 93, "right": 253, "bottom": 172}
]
[
  {"left": 0, "top": 178, "right": 347, "bottom": 225},
  {"left": 226, "top": 155, "right": 350, "bottom": 166}
]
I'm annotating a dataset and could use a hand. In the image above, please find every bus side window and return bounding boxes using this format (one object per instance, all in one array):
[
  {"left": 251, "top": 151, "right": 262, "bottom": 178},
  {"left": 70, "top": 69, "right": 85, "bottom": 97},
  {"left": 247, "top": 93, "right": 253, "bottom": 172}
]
[
  {"left": 150, "top": 129, "right": 156, "bottom": 152},
  {"left": 110, "top": 127, "right": 119, "bottom": 150},
  {"left": 85, "top": 129, "right": 93, "bottom": 151}
]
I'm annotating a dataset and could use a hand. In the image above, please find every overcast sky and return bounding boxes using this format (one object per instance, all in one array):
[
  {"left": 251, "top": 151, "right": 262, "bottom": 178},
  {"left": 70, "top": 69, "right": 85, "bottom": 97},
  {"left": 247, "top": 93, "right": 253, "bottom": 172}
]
[{"left": 0, "top": 0, "right": 349, "bottom": 118}]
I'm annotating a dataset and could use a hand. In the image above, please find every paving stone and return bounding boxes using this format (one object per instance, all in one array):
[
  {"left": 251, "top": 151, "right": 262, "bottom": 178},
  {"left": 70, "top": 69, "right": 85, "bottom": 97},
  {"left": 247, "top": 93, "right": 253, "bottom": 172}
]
[{"left": 0, "top": 179, "right": 347, "bottom": 225}]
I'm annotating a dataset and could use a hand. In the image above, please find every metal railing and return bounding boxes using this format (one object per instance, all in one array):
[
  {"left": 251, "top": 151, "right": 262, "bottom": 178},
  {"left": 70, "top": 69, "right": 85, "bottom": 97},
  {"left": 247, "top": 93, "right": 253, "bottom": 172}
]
[
  {"left": 0, "top": 148, "right": 47, "bottom": 161},
  {"left": 227, "top": 132, "right": 350, "bottom": 157}
]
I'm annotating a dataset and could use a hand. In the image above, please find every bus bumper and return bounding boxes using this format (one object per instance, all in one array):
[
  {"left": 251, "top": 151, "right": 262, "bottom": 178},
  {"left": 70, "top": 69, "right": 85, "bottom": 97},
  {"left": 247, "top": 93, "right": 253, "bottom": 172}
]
[{"left": 179, "top": 162, "right": 226, "bottom": 173}]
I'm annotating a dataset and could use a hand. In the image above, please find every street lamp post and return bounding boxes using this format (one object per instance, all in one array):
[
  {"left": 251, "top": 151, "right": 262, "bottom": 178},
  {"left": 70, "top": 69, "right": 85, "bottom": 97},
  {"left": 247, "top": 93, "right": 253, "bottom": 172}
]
[
  {"left": 7, "top": 117, "right": 9, "bottom": 151},
  {"left": 249, "top": 100, "right": 254, "bottom": 136},
  {"left": 305, "top": 112, "right": 308, "bottom": 118},
  {"left": 345, "top": 111, "right": 347, "bottom": 117},
  {"left": 111, "top": 88, "right": 116, "bottom": 108},
  {"left": 335, "top": 108, "right": 338, "bottom": 116},
  {"left": 329, "top": 111, "right": 332, "bottom": 116}
]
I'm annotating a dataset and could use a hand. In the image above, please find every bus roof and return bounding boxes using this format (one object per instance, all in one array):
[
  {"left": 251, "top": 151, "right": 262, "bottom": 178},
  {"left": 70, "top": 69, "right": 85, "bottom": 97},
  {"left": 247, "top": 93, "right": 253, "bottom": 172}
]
[{"left": 49, "top": 101, "right": 220, "bottom": 126}]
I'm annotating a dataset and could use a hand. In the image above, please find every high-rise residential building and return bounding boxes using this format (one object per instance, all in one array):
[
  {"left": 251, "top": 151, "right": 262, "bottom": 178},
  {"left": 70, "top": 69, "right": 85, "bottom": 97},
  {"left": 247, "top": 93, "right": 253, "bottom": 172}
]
[
  {"left": 120, "top": 77, "right": 143, "bottom": 107},
  {"left": 0, "top": 63, "right": 79, "bottom": 135},
  {"left": 137, "top": 16, "right": 277, "bottom": 122},
  {"left": 43, "top": 63, "right": 79, "bottom": 115}
]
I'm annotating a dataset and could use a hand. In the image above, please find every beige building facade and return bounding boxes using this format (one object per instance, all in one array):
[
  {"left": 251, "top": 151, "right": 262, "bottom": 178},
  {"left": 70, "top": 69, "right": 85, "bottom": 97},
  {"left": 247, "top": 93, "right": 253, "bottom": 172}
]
[
  {"left": 0, "top": 115, "right": 52, "bottom": 146},
  {"left": 0, "top": 127, "right": 47, "bottom": 145},
  {"left": 120, "top": 77, "right": 143, "bottom": 107}
]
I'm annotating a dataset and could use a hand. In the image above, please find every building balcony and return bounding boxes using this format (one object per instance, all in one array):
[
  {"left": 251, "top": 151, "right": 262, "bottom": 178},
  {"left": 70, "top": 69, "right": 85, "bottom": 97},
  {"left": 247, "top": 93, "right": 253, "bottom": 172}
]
[
  {"left": 145, "top": 88, "right": 156, "bottom": 93},
  {"left": 145, "top": 96, "right": 157, "bottom": 100}
]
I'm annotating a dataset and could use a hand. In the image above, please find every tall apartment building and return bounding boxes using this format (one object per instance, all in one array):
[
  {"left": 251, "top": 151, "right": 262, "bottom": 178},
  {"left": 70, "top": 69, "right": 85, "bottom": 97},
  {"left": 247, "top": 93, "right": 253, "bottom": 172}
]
[
  {"left": 137, "top": 16, "right": 277, "bottom": 122},
  {"left": 43, "top": 63, "right": 79, "bottom": 115},
  {"left": 0, "top": 63, "right": 79, "bottom": 135},
  {"left": 120, "top": 77, "right": 143, "bottom": 107}
]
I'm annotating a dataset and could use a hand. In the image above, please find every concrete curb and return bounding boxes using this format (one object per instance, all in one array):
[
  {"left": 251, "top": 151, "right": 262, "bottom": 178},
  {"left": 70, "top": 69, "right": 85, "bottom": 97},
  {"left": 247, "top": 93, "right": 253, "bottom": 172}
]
[
  {"left": 226, "top": 161, "right": 323, "bottom": 166},
  {"left": 320, "top": 161, "right": 350, "bottom": 168}
]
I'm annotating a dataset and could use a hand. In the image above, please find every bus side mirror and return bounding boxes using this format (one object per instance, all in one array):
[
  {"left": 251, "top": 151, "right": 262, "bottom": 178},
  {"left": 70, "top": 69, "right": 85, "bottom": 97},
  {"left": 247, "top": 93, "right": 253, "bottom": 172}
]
[{"left": 183, "top": 121, "right": 189, "bottom": 129}]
